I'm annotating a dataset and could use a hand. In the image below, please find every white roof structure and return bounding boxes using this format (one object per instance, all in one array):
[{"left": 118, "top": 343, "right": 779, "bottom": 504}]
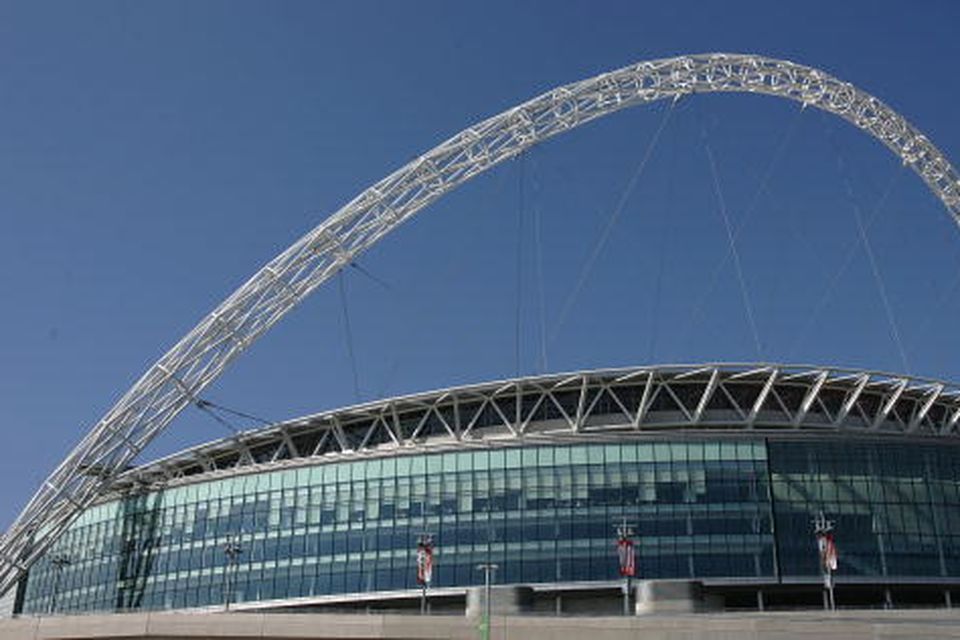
[{"left": 107, "top": 363, "right": 960, "bottom": 495}]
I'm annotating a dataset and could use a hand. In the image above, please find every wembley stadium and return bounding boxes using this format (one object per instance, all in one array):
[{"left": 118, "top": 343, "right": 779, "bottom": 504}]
[
  {"left": 13, "top": 364, "right": 960, "bottom": 617},
  {"left": 3, "top": 52, "right": 960, "bottom": 637}
]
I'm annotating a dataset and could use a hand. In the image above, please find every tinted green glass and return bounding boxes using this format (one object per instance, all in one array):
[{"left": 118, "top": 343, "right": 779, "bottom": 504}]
[{"left": 30, "top": 438, "right": 960, "bottom": 615}]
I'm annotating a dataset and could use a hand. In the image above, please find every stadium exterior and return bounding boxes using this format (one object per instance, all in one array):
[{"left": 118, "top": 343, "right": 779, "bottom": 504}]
[
  {"left": 3, "top": 53, "right": 960, "bottom": 635},
  {"left": 15, "top": 364, "right": 960, "bottom": 616}
]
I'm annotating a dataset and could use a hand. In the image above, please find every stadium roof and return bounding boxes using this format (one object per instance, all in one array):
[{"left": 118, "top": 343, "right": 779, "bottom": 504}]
[{"left": 108, "top": 363, "right": 960, "bottom": 494}]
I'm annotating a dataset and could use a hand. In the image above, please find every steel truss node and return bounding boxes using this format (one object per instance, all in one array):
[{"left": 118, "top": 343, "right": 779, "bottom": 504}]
[{"left": 2, "top": 53, "right": 959, "bottom": 597}]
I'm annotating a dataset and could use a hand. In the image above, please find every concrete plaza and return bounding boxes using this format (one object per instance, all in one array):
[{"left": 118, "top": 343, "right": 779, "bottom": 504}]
[{"left": 2, "top": 609, "right": 960, "bottom": 640}]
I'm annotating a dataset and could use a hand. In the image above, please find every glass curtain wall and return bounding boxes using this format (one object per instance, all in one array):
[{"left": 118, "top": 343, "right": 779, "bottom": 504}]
[
  {"left": 768, "top": 439, "right": 960, "bottom": 580},
  {"left": 22, "top": 437, "right": 960, "bottom": 615},
  {"left": 22, "top": 440, "right": 771, "bottom": 614}
]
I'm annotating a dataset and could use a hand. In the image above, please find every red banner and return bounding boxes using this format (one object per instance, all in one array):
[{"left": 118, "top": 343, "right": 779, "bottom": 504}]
[
  {"left": 817, "top": 532, "right": 838, "bottom": 572},
  {"left": 416, "top": 541, "right": 433, "bottom": 585},
  {"left": 617, "top": 536, "right": 636, "bottom": 577}
]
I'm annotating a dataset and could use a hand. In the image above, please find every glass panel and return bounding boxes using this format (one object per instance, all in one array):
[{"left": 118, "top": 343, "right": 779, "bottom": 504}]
[{"left": 32, "top": 437, "right": 960, "bottom": 616}]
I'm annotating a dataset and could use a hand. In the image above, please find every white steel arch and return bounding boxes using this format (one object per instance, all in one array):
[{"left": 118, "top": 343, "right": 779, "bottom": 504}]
[{"left": 2, "top": 53, "right": 959, "bottom": 597}]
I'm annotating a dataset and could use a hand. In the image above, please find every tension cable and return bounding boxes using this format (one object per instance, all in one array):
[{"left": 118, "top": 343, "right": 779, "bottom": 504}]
[
  {"left": 194, "top": 397, "right": 273, "bottom": 437},
  {"left": 680, "top": 105, "right": 803, "bottom": 354},
  {"left": 549, "top": 99, "right": 676, "bottom": 342},
  {"left": 805, "top": 117, "right": 910, "bottom": 372},
  {"left": 195, "top": 398, "right": 272, "bottom": 427},
  {"left": 648, "top": 103, "right": 681, "bottom": 363},
  {"left": 349, "top": 260, "right": 392, "bottom": 291},
  {"left": 913, "top": 265, "right": 960, "bottom": 339},
  {"left": 701, "top": 118, "right": 764, "bottom": 359},
  {"left": 531, "top": 153, "right": 549, "bottom": 373},
  {"left": 338, "top": 270, "right": 362, "bottom": 401},
  {"left": 515, "top": 151, "right": 526, "bottom": 378},
  {"left": 195, "top": 400, "right": 242, "bottom": 435},
  {"left": 786, "top": 166, "right": 902, "bottom": 361}
]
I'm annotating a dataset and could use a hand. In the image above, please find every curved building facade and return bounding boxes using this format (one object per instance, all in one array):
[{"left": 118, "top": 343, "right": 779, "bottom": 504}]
[{"left": 17, "top": 365, "right": 960, "bottom": 615}]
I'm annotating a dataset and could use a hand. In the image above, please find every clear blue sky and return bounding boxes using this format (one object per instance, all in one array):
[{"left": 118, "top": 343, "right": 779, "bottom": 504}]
[{"left": 1, "top": 0, "right": 959, "bottom": 528}]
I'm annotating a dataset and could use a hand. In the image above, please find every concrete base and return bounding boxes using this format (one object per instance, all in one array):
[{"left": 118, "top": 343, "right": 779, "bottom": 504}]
[
  {"left": 4, "top": 609, "right": 960, "bottom": 639},
  {"left": 635, "top": 580, "right": 722, "bottom": 615},
  {"left": 465, "top": 585, "right": 533, "bottom": 618}
]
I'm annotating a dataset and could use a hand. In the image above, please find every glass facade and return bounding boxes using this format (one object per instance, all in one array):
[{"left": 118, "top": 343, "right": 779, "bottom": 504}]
[
  {"left": 19, "top": 437, "right": 960, "bottom": 615},
  {"left": 769, "top": 439, "right": 960, "bottom": 580}
]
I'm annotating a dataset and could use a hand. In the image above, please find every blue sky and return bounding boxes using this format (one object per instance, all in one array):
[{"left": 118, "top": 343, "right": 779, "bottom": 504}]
[{"left": 1, "top": 0, "right": 959, "bottom": 528}]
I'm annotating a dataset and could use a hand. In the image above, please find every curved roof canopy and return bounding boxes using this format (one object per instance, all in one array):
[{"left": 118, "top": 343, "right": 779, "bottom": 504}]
[{"left": 109, "top": 363, "right": 960, "bottom": 495}]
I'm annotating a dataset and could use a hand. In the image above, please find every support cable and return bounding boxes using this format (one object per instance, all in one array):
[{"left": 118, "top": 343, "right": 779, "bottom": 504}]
[
  {"left": 193, "top": 397, "right": 281, "bottom": 459},
  {"left": 759, "top": 181, "right": 829, "bottom": 279},
  {"left": 349, "top": 261, "right": 392, "bottom": 291},
  {"left": 194, "top": 399, "right": 273, "bottom": 428},
  {"left": 649, "top": 102, "right": 681, "bottom": 363},
  {"left": 194, "top": 401, "right": 242, "bottom": 436},
  {"left": 337, "top": 271, "right": 362, "bottom": 401},
  {"left": 920, "top": 268, "right": 960, "bottom": 375},
  {"left": 531, "top": 154, "right": 549, "bottom": 373},
  {"left": 901, "top": 176, "right": 960, "bottom": 344},
  {"left": 372, "top": 357, "right": 401, "bottom": 401},
  {"left": 549, "top": 100, "right": 675, "bottom": 342},
  {"left": 700, "top": 118, "right": 764, "bottom": 359},
  {"left": 913, "top": 267, "right": 960, "bottom": 338},
  {"left": 515, "top": 152, "right": 526, "bottom": 378},
  {"left": 348, "top": 259, "right": 397, "bottom": 398},
  {"left": 680, "top": 106, "right": 803, "bottom": 351},
  {"left": 785, "top": 167, "right": 902, "bottom": 361},
  {"left": 165, "top": 369, "right": 268, "bottom": 437},
  {"left": 827, "top": 125, "right": 911, "bottom": 373}
]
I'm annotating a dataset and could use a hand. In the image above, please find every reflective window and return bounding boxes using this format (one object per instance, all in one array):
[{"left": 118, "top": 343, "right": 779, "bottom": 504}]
[
  {"left": 768, "top": 440, "right": 960, "bottom": 579},
  {"left": 38, "top": 437, "right": 960, "bottom": 614}
]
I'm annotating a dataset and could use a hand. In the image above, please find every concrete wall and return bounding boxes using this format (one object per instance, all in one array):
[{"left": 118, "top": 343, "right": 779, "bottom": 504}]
[
  {"left": 465, "top": 586, "right": 533, "bottom": 618},
  {"left": 0, "top": 588, "right": 14, "bottom": 619},
  {"left": 3, "top": 609, "right": 960, "bottom": 640}
]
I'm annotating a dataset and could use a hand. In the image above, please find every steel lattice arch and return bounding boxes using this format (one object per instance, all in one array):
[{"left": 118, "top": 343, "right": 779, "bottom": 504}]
[{"left": 3, "top": 53, "right": 960, "bottom": 599}]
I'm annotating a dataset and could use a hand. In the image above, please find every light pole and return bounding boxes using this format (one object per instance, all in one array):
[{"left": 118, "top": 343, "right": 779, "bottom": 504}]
[
  {"left": 615, "top": 519, "right": 636, "bottom": 617},
  {"left": 476, "top": 563, "right": 498, "bottom": 640},
  {"left": 416, "top": 533, "right": 434, "bottom": 615},
  {"left": 48, "top": 553, "right": 72, "bottom": 615},
  {"left": 222, "top": 536, "right": 243, "bottom": 611},
  {"left": 812, "top": 511, "right": 837, "bottom": 611}
]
